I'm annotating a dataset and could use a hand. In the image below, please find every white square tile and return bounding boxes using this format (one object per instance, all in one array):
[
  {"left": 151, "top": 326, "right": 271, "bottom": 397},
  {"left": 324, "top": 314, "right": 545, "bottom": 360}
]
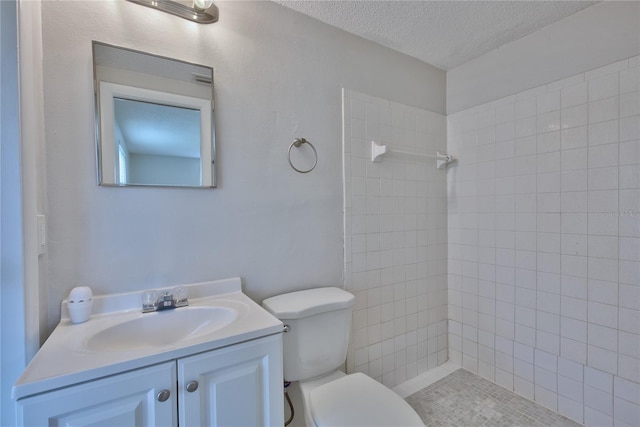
[
  {"left": 588, "top": 119, "right": 619, "bottom": 146},
  {"left": 561, "top": 337, "right": 587, "bottom": 364},
  {"left": 561, "top": 254, "right": 587, "bottom": 278},
  {"left": 514, "top": 376, "right": 535, "bottom": 399},
  {"left": 589, "top": 97, "right": 619, "bottom": 124},
  {"left": 495, "top": 368, "right": 514, "bottom": 390},
  {"left": 558, "top": 356, "right": 583, "bottom": 382},
  {"left": 614, "top": 375, "right": 640, "bottom": 403},
  {"left": 536, "top": 330, "right": 560, "bottom": 355},
  {"left": 559, "top": 212, "right": 587, "bottom": 234},
  {"left": 558, "top": 395, "right": 584, "bottom": 423},
  {"left": 588, "top": 143, "right": 619, "bottom": 168},
  {"left": 588, "top": 235, "right": 619, "bottom": 260},
  {"left": 588, "top": 166, "right": 618, "bottom": 191},
  {"left": 495, "top": 103, "right": 515, "bottom": 124},
  {"left": 619, "top": 308, "right": 640, "bottom": 334},
  {"left": 561, "top": 82, "right": 588, "bottom": 108},
  {"left": 588, "top": 257, "right": 619, "bottom": 283},
  {"left": 538, "top": 111, "right": 561, "bottom": 134},
  {"left": 588, "top": 189, "right": 618, "bottom": 213},
  {"left": 561, "top": 317, "right": 587, "bottom": 343},
  {"left": 589, "top": 73, "right": 619, "bottom": 101},
  {"left": 588, "top": 345, "right": 618, "bottom": 374},
  {"left": 516, "top": 97, "right": 537, "bottom": 119},
  {"left": 619, "top": 283, "right": 640, "bottom": 310},
  {"left": 618, "top": 354, "right": 640, "bottom": 383},
  {"left": 588, "top": 212, "right": 618, "bottom": 236},
  {"left": 558, "top": 375, "right": 583, "bottom": 402},
  {"left": 561, "top": 296, "right": 587, "bottom": 321},
  {"left": 588, "top": 323, "right": 618, "bottom": 353},
  {"left": 619, "top": 164, "right": 640, "bottom": 189},
  {"left": 620, "top": 116, "right": 640, "bottom": 142},
  {"left": 588, "top": 279, "right": 618, "bottom": 306},
  {"left": 620, "top": 91, "right": 640, "bottom": 118},
  {"left": 561, "top": 273, "right": 588, "bottom": 297},
  {"left": 562, "top": 104, "right": 588, "bottom": 129},
  {"left": 514, "top": 358, "right": 534, "bottom": 382},
  {"left": 618, "top": 330, "right": 639, "bottom": 359},
  {"left": 620, "top": 68, "right": 640, "bottom": 94},
  {"left": 561, "top": 147, "right": 588, "bottom": 171},
  {"left": 584, "top": 385, "right": 613, "bottom": 416},
  {"left": 495, "top": 122, "right": 515, "bottom": 142},
  {"left": 561, "top": 126, "right": 588, "bottom": 150},
  {"left": 620, "top": 237, "right": 640, "bottom": 262},
  {"left": 538, "top": 91, "right": 561, "bottom": 114},
  {"left": 537, "top": 131, "right": 561, "bottom": 153},
  {"left": 535, "top": 384, "right": 558, "bottom": 410},
  {"left": 588, "top": 301, "right": 618, "bottom": 328},
  {"left": 561, "top": 191, "right": 587, "bottom": 213},
  {"left": 584, "top": 406, "right": 612, "bottom": 427},
  {"left": 614, "top": 396, "right": 640, "bottom": 426}
]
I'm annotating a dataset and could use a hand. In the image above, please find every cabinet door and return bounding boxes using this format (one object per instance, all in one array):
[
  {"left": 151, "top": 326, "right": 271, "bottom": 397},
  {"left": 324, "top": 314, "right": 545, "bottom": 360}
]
[
  {"left": 17, "top": 361, "right": 177, "bottom": 427},
  {"left": 178, "top": 334, "right": 283, "bottom": 427}
]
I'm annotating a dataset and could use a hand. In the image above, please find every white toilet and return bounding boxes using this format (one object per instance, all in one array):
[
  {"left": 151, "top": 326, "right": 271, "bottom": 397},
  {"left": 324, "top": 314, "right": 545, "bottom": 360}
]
[{"left": 262, "top": 287, "right": 424, "bottom": 427}]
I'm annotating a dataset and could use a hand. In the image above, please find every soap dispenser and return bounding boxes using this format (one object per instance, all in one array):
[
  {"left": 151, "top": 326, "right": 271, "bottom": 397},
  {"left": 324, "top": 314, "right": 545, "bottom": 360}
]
[{"left": 67, "top": 286, "right": 93, "bottom": 324}]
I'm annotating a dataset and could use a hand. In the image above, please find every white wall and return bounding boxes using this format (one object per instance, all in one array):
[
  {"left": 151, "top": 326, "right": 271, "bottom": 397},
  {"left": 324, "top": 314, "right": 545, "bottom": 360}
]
[
  {"left": 1, "top": 1, "right": 26, "bottom": 424},
  {"left": 40, "top": 1, "right": 445, "bottom": 334},
  {"left": 343, "top": 90, "right": 448, "bottom": 388},
  {"left": 447, "top": 1, "right": 640, "bottom": 114},
  {"left": 447, "top": 56, "right": 639, "bottom": 426}
]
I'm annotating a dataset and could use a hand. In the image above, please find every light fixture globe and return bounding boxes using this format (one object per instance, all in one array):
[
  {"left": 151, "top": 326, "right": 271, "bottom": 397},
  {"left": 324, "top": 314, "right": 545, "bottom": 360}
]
[{"left": 193, "top": 0, "right": 214, "bottom": 11}]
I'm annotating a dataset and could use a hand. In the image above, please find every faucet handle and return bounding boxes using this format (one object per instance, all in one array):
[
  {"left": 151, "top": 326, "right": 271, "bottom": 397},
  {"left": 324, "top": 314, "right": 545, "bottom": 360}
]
[
  {"left": 173, "top": 286, "right": 189, "bottom": 307},
  {"left": 142, "top": 290, "right": 158, "bottom": 312}
]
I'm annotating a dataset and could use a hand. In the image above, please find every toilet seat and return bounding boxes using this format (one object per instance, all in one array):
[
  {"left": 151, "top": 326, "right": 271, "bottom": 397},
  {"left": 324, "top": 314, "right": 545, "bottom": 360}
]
[{"left": 308, "top": 373, "right": 424, "bottom": 427}]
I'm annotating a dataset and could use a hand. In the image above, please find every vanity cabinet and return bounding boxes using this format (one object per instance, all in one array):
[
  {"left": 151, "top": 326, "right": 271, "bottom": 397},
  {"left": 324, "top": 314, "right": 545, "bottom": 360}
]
[
  {"left": 179, "top": 333, "right": 282, "bottom": 426},
  {"left": 17, "top": 361, "right": 177, "bottom": 426},
  {"left": 16, "top": 334, "right": 283, "bottom": 427}
]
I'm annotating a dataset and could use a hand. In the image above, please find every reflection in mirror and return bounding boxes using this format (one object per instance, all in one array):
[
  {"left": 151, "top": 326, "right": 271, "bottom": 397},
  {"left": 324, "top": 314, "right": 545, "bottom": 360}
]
[{"left": 93, "top": 41, "right": 216, "bottom": 188}]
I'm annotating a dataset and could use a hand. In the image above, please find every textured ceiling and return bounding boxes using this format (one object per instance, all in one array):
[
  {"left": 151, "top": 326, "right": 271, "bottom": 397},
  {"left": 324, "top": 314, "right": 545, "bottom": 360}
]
[{"left": 272, "top": 1, "right": 599, "bottom": 70}]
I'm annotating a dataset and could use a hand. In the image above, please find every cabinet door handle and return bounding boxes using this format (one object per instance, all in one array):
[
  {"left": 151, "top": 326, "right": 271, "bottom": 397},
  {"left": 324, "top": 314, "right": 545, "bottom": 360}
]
[
  {"left": 186, "top": 380, "right": 199, "bottom": 392},
  {"left": 157, "top": 389, "right": 171, "bottom": 402}
]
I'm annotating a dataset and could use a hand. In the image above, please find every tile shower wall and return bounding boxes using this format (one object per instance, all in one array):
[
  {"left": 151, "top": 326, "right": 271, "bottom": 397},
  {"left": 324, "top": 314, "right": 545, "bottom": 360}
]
[
  {"left": 342, "top": 89, "right": 448, "bottom": 388},
  {"left": 447, "top": 56, "right": 640, "bottom": 426}
]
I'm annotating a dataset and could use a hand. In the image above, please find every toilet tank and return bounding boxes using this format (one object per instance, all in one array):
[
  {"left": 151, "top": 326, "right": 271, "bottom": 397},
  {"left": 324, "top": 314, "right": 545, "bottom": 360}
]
[{"left": 262, "top": 287, "right": 355, "bottom": 382}]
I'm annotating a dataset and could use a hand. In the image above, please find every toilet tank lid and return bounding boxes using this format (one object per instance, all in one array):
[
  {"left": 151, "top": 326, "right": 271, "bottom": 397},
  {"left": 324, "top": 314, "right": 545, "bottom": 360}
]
[{"left": 262, "top": 287, "right": 354, "bottom": 320}]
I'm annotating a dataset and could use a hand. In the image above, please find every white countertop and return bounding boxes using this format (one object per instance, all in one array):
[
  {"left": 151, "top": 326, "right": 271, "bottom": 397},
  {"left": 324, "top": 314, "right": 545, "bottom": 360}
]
[{"left": 13, "top": 277, "right": 282, "bottom": 400}]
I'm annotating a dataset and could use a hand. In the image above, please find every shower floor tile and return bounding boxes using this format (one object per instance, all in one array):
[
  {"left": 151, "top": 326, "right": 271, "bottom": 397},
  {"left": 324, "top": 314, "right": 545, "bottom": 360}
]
[{"left": 405, "top": 369, "right": 581, "bottom": 427}]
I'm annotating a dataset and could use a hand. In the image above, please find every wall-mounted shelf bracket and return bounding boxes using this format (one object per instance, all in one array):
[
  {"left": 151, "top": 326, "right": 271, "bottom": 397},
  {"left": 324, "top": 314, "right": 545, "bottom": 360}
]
[{"left": 370, "top": 141, "right": 454, "bottom": 169}]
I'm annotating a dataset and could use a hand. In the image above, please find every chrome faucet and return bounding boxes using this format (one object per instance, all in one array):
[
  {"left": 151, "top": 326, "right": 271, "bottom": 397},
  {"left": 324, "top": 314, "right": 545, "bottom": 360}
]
[{"left": 142, "top": 287, "right": 188, "bottom": 313}]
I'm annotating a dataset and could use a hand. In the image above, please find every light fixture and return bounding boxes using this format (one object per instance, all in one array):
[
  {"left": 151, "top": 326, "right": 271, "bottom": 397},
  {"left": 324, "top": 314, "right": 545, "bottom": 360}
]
[{"left": 126, "top": 0, "right": 218, "bottom": 24}]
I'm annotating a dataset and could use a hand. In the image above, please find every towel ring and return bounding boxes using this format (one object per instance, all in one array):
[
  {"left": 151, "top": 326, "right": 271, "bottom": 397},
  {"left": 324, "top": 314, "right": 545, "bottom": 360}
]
[{"left": 288, "top": 138, "right": 318, "bottom": 174}]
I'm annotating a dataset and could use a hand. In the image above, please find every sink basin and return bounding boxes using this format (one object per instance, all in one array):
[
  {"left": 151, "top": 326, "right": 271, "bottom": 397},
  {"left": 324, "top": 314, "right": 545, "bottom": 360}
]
[{"left": 84, "top": 306, "right": 238, "bottom": 351}]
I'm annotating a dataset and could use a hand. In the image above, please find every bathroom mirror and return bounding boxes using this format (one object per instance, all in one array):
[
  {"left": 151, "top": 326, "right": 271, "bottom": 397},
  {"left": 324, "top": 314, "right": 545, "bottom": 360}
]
[{"left": 93, "top": 41, "right": 216, "bottom": 188}]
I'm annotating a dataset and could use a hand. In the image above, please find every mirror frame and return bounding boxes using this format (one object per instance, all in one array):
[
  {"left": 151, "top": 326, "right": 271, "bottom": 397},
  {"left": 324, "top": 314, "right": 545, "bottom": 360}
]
[{"left": 93, "top": 41, "right": 216, "bottom": 188}]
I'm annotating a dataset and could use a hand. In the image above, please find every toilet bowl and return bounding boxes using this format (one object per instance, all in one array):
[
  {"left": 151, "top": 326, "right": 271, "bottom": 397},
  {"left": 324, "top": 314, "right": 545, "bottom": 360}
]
[{"left": 262, "top": 287, "right": 423, "bottom": 427}]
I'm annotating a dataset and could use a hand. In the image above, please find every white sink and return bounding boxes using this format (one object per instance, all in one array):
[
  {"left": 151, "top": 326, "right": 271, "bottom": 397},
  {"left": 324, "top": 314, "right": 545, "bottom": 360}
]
[
  {"left": 13, "top": 278, "right": 284, "bottom": 401},
  {"left": 84, "top": 306, "right": 238, "bottom": 351}
]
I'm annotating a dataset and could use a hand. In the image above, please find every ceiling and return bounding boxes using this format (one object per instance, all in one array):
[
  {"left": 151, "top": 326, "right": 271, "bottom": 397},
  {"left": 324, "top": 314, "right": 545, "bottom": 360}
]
[{"left": 272, "top": 1, "right": 599, "bottom": 70}]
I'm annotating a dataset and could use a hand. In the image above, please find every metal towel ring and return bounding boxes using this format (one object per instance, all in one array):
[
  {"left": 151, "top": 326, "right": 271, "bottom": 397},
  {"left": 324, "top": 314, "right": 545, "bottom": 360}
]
[{"left": 288, "top": 138, "right": 318, "bottom": 174}]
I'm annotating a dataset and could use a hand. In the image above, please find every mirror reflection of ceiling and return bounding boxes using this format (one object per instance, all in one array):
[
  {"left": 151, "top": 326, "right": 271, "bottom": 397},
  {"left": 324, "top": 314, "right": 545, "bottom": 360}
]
[
  {"left": 272, "top": 1, "right": 599, "bottom": 70},
  {"left": 114, "top": 98, "right": 201, "bottom": 158}
]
